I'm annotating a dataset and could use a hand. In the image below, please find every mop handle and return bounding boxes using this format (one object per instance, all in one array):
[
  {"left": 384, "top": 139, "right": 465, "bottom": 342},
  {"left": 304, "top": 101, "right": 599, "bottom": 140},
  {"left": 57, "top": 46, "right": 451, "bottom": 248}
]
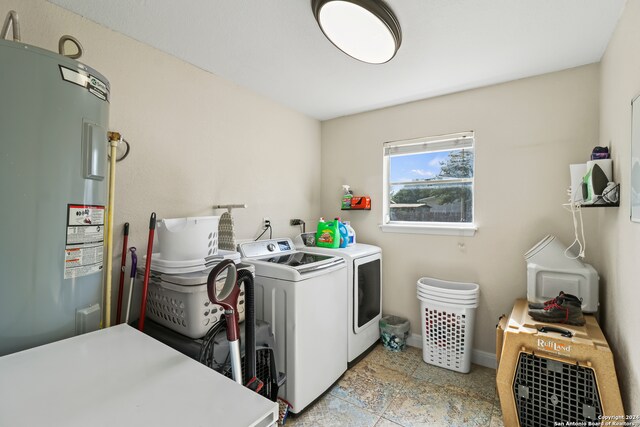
[
  {"left": 115, "top": 222, "right": 129, "bottom": 324},
  {"left": 138, "top": 213, "right": 156, "bottom": 331},
  {"left": 129, "top": 247, "right": 138, "bottom": 278},
  {"left": 124, "top": 247, "right": 137, "bottom": 324}
]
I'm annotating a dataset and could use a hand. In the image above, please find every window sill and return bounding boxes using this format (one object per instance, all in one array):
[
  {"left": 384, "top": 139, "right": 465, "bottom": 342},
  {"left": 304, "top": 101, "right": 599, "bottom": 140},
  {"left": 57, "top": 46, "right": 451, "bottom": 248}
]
[{"left": 379, "top": 223, "right": 477, "bottom": 236}]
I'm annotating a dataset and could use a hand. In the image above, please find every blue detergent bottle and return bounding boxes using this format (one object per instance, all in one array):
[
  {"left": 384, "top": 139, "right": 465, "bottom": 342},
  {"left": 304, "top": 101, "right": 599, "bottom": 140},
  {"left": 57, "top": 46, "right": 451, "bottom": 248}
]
[
  {"left": 335, "top": 217, "right": 348, "bottom": 248},
  {"left": 344, "top": 221, "right": 356, "bottom": 246}
]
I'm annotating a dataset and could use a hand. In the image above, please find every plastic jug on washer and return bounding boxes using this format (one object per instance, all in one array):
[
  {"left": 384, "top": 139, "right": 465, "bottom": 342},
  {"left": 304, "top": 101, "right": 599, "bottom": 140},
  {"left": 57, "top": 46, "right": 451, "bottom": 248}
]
[
  {"left": 336, "top": 218, "right": 348, "bottom": 248},
  {"left": 316, "top": 218, "right": 340, "bottom": 248},
  {"left": 344, "top": 221, "right": 356, "bottom": 246}
]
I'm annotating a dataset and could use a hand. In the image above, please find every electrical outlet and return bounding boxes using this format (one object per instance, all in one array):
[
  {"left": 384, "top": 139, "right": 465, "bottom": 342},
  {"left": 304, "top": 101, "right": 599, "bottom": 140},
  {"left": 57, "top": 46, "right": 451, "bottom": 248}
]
[
  {"left": 263, "top": 217, "right": 270, "bottom": 229},
  {"left": 290, "top": 218, "right": 306, "bottom": 233}
]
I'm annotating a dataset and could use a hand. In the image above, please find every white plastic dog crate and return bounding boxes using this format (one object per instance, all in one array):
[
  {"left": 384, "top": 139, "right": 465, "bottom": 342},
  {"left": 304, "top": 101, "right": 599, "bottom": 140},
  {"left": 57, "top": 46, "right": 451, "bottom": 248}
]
[
  {"left": 497, "top": 299, "right": 624, "bottom": 426},
  {"left": 417, "top": 277, "right": 479, "bottom": 373}
]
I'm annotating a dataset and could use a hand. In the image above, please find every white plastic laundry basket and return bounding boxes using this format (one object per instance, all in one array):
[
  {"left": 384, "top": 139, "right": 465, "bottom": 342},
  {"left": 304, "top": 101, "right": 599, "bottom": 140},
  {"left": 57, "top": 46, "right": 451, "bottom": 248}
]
[
  {"left": 417, "top": 277, "right": 479, "bottom": 373},
  {"left": 140, "top": 263, "right": 250, "bottom": 339},
  {"left": 156, "top": 216, "right": 219, "bottom": 261}
]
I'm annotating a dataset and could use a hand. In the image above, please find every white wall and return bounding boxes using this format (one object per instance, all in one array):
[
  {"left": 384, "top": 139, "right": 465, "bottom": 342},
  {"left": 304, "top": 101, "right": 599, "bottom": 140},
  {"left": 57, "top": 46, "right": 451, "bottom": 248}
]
[
  {"left": 320, "top": 65, "right": 601, "bottom": 360},
  {"left": 1, "top": 0, "right": 321, "bottom": 319},
  {"left": 596, "top": 0, "right": 640, "bottom": 414}
]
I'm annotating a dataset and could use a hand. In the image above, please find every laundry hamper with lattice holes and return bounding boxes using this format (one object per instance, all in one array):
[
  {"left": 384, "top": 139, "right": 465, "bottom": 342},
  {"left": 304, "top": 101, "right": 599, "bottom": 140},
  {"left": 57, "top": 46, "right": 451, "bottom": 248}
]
[{"left": 420, "top": 299, "right": 478, "bottom": 373}]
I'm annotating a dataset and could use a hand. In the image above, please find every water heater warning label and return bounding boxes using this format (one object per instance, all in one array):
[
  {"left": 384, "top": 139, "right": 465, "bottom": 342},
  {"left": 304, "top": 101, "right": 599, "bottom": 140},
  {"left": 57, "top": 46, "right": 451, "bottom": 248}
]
[
  {"left": 66, "top": 204, "right": 105, "bottom": 245},
  {"left": 64, "top": 244, "right": 103, "bottom": 279},
  {"left": 64, "top": 204, "right": 105, "bottom": 279}
]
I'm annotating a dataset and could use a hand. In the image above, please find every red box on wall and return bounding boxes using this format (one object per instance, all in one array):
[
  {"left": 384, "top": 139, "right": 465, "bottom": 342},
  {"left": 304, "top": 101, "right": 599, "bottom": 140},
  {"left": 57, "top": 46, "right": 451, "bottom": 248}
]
[{"left": 351, "top": 196, "right": 371, "bottom": 210}]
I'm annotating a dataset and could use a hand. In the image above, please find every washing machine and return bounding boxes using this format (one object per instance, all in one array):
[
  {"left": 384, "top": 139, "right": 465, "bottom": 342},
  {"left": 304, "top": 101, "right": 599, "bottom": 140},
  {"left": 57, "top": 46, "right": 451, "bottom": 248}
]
[
  {"left": 238, "top": 238, "right": 347, "bottom": 414},
  {"left": 294, "top": 234, "right": 382, "bottom": 364}
]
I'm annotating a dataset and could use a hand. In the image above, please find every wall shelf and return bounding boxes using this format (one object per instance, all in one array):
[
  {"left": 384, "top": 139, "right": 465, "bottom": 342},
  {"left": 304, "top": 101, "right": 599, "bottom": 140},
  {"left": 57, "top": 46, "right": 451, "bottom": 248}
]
[
  {"left": 579, "top": 183, "right": 620, "bottom": 208},
  {"left": 580, "top": 202, "right": 619, "bottom": 208}
]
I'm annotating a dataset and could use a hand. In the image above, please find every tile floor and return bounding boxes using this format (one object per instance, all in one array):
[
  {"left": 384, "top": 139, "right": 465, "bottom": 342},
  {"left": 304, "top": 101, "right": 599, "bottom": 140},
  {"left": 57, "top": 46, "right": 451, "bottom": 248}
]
[{"left": 286, "top": 344, "right": 504, "bottom": 427}]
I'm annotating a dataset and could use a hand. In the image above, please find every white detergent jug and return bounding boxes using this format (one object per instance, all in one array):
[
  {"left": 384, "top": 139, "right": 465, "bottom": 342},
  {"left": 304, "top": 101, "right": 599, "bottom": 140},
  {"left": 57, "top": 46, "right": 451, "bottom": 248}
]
[{"left": 344, "top": 221, "right": 356, "bottom": 246}]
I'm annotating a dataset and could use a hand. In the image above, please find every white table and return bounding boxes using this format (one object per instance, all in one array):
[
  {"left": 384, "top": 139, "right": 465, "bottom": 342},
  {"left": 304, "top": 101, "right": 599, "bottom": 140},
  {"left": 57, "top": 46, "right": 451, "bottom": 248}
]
[{"left": 0, "top": 324, "right": 278, "bottom": 427}]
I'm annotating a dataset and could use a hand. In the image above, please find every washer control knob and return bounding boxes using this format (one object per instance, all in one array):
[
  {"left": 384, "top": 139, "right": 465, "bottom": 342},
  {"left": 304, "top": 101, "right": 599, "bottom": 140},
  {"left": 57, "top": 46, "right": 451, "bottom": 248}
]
[{"left": 267, "top": 243, "right": 276, "bottom": 252}]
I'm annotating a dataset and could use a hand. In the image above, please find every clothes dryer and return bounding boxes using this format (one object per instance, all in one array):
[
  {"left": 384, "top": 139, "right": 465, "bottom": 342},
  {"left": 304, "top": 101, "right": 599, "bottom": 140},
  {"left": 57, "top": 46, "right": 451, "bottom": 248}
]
[{"left": 294, "top": 234, "right": 382, "bottom": 364}]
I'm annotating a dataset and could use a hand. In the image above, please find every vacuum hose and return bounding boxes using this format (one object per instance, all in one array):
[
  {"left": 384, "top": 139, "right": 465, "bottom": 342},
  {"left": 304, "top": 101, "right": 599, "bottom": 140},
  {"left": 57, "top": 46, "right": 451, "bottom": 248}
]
[{"left": 237, "top": 268, "right": 256, "bottom": 384}]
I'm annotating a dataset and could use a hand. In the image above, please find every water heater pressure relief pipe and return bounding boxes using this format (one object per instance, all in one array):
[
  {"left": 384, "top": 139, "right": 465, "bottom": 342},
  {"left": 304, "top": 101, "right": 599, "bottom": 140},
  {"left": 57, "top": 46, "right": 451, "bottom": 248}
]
[
  {"left": 104, "top": 131, "right": 121, "bottom": 328},
  {"left": 1, "top": 10, "right": 20, "bottom": 42}
]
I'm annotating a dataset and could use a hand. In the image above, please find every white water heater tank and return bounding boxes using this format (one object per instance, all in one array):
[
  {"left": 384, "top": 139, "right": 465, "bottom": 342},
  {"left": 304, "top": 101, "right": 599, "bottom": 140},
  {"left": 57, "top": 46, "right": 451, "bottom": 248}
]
[
  {"left": 524, "top": 235, "right": 599, "bottom": 313},
  {"left": 0, "top": 37, "right": 110, "bottom": 356}
]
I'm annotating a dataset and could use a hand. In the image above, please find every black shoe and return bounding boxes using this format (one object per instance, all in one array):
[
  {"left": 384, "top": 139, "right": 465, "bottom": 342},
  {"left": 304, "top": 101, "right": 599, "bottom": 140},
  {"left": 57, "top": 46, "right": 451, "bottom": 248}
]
[
  {"left": 528, "top": 292, "right": 581, "bottom": 310},
  {"left": 528, "top": 293, "right": 585, "bottom": 326}
]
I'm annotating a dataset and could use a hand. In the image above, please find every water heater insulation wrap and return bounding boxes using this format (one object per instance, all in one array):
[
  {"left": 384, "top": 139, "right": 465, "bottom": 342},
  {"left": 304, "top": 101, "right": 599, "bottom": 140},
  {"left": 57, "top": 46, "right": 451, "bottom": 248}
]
[{"left": 0, "top": 39, "right": 110, "bottom": 356}]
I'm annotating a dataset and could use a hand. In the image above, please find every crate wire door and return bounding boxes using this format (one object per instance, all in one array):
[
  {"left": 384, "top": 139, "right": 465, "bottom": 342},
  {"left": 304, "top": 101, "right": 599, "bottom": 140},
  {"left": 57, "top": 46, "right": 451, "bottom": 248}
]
[{"left": 514, "top": 352, "right": 603, "bottom": 426}]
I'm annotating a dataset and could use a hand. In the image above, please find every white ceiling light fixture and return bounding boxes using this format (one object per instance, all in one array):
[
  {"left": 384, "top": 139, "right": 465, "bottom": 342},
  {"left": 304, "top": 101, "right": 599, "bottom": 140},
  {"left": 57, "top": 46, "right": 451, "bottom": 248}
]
[{"left": 312, "top": 0, "right": 402, "bottom": 64}]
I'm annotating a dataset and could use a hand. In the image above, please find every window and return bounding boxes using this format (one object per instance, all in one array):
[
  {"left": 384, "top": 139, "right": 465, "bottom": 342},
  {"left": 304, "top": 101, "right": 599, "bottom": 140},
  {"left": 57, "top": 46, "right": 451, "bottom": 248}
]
[{"left": 382, "top": 131, "right": 476, "bottom": 235}]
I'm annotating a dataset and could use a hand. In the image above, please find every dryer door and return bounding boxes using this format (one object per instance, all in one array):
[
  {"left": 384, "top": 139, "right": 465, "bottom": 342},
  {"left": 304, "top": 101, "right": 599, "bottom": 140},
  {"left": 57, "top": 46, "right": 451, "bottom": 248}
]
[{"left": 353, "top": 253, "right": 382, "bottom": 333}]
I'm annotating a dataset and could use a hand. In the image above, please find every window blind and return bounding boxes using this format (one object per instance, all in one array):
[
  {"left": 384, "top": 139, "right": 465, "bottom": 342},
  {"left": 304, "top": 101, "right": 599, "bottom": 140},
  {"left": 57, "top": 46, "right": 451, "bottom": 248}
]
[{"left": 383, "top": 131, "right": 473, "bottom": 156}]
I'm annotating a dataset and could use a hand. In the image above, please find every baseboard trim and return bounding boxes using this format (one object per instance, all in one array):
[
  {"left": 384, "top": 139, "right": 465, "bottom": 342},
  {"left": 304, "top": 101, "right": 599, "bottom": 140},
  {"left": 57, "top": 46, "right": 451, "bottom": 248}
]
[
  {"left": 406, "top": 333, "right": 423, "bottom": 349},
  {"left": 406, "top": 333, "right": 497, "bottom": 369},
  {"left": 472, "top": 349, "right": 497, "bottom": 369}
]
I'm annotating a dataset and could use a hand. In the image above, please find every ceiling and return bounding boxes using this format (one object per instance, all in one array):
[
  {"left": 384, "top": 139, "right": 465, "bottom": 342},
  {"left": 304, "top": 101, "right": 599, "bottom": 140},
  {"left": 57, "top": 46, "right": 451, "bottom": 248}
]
[{"left": 49, "top": 0, "right": 626, "bottom": 121}]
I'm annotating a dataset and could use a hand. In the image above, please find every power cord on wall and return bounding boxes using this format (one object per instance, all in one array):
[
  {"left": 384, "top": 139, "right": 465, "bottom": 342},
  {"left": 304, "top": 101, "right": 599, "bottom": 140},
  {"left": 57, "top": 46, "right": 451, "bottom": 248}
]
[
  {"left": 290, "top": 219, "right": 306, "bottom": 234},
  {"left": 255, "top": 220, "right": 272, "bottom": 241},
  {"left": 563, "top": 187, "right": 586, "bottom": 259}
]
